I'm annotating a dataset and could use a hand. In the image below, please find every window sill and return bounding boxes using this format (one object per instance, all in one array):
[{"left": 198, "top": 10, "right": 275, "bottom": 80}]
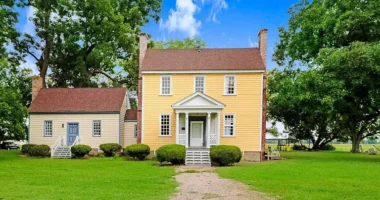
[
  {"left": 222, "top": 135, "right": 236, "bottom": 138},
  {"left": 159, "top": 94, "right": 173, "bottom": 96},
  {"left": 158, "top": 135, "right": 172, "bottom": 137},
  {"left": 93, "top": 135, "right": 101, "bottom": 137},
  {"left": 43, "top": 135, "right": 52, "bottom": 137},
  {"left": 223, "top": 94, "right": 237, "bottom": 96}
]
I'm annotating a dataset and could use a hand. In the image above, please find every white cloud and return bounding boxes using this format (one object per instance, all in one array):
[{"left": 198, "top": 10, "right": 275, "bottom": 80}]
[
  {"left": 248, "top": 37, "right": 258, "bottom": 47},
  {"left": 160, "top": 0, "right": 202, "bottom": 38},
  {"left": 22, "top": 6, "right": 37, "bottom": 36},
  {"left": 201, "top": 0, "right": 228, "bottom": 23}
]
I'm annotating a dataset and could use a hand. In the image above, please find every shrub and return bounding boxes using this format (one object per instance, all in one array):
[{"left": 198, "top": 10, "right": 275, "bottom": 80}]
[
  {"left": 21, "top": 144, "right": 37, "bottom": 155},
  {"left": 156, "top": 144, "right": 186, "bottom": 165},
  {"left": 29, "top": 145, "right": 51, "bottom": 157},
  {"left": 292, "top": 144, "right": 307, "bottom": 150},
  {"left": 321, "top": 144, "right": 336, "bottom": 151},
  {"left": 71, "top": 144, "right": 92, "bottom": 158},
  {"left": 125, "top": 144, "right": 150, "bottom": 160},
  {"left": 210, "top": 145, "right": 242, "bottom": 166},
  {"left": 99, "top": 143, "right": 122, "bottom": 157}
]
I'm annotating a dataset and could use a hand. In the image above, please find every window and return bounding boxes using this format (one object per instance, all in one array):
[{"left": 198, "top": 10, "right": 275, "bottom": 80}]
[
  {"left": 93, "top": 120, "right": 101, "bottom": 137},
  {"left": 224, "top": 75, "right": 236, "bottom": 95},
  {"left": 160, "top": 76, "right": 172, "bottom": 95},
  {"left": 160, "top": 114, "right": 170, "bottom": 136},
  {"left": 44, "top": 121, "right": 53, "bottom": 137},
  {"left": 224, "top": 114, "right": 235, "bottom": 136},
  {"left": 134, "top": 124, "right": 137, "bottom": 138},
  {"left": 194, "top": 76, "right": 205, "bottom": 93}
]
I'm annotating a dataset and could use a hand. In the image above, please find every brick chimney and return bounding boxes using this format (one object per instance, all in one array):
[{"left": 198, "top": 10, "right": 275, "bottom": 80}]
[
  {"left": 32, "top": 76, "right": 43, "bottom": 101},
  {"left": 258, "top": 29, "right": 268, "bottom": 66},
  {"left": 137, "top": 33, "right": 148, "bottom": 144}
]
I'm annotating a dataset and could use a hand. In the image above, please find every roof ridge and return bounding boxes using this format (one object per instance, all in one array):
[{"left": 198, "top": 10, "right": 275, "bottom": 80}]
[
  {"left": 148, "top": 48, "right": 259, "bottom": 50},
  {"left": 41, "top": 87, "right": 126, "bottom": 90}
]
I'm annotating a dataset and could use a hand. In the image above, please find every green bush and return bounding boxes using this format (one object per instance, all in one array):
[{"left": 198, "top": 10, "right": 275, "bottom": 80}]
[
  {"left": 99, "top": 143, "right": 122, "bottom": 157},
  {"left": 210, "top": 145, "right": 242, "bottom": 166},
  {"left": 292, "top": 144, "right": 307, "bottom": 150},
  {"left": 29, "top": 145, "right": 51, "bottom": 157},
  {"left": 156, "top": 144, "right": 186, "bottom": 165},
  {"left": 125, "top": 144, "right": 150, "bottom": 160},
  {"left": 71, "top": 144, "right": 92, "bottom": 158},
  {"left": 321, "top": 144, "right": 336, "bottom": 151},
  {"left": 21, "top": 144, "right": 37, "bottom": 155}
]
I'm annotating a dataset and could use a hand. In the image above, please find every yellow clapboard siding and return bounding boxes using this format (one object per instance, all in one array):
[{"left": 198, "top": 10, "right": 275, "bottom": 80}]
[
  {"left": 142, "top": 73, "right": 263, "bottom": 151},
  {"left": 30, "top": 114, "right": 119, "bottom": 149}
]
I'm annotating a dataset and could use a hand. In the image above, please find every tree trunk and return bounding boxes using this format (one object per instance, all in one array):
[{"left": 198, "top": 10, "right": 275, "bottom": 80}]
[{"left": 351, "top": 136, "right": 361, "bottom": 153}]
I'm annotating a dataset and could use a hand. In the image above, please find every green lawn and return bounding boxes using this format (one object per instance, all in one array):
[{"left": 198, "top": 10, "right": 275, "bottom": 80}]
[
  {"left": 217, "top": 151, "right": 380, "bottom": 200},
  {"left": 333, "top": 144, "right": 378, "bottom": 152},
  {"left": 0, "top": 151, "right": 177, "bottom": 200}
]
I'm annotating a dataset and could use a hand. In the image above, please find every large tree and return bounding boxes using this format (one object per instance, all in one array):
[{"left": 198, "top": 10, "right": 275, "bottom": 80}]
[
  {"left": 272, "top": 0, "right": 380, "bottom": 152},
  {"left": 0, "top": 0, "right": 18, "bottom": 56},
  {"left": 152, "top": 37, "right": 206, "bottom": 49}
]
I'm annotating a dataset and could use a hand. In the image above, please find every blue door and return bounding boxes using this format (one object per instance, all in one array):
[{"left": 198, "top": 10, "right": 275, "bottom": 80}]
[{"left": 67, "top": 123, "right": 79, "bottom": 145}]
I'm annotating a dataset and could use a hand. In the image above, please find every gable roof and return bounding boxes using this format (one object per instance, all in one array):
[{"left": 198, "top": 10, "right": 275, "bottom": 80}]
[
  {"left": 172, "top": 91, "right": 225, "bottom": 109},
  {"left": 124, "top": 109, "right": 137, "bottom": 121},
  {"left": 141, "top": 48, "right": 265, "bottom": 71},
  {"left": 29, "top": 88, "right": 127, "bottom": 113}
]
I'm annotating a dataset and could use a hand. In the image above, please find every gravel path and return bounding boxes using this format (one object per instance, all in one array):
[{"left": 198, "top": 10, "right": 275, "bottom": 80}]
[{"left": 170, "top": 166, "right": 272, "bottom": 200}]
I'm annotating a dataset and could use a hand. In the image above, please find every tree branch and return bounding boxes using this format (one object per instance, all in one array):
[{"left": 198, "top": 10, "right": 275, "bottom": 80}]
[{"left": 25, "top": 49, "right": 40, "bottom": 61}]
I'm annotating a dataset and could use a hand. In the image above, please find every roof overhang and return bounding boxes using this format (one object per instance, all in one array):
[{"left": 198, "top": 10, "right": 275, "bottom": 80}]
[
  {"left": 172, "top": 92, "right": 225, "bottom": 110},
  {"left": 142, "top": 70, "right": 265, "bottom": 74}
]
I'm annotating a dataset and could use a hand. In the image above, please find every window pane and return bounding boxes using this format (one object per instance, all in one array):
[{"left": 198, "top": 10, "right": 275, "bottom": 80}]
[
  {"left": 161, "top": 76, "right": 171, "bottom": 94},
  {"left": 225, "top": 76, "right": 235, "bottom": 94},
  {"left": 160, "top": 115, "right": 170, "bottom": 135},
  {"left": 44, "top": 121, "right": 52, "bottom": 136},
  {"left": 93, "top": 121, "right": 101, "bottom": 136},
  {"left": 224, "top": 115, "right": 234, "bottom": 136},
  {"left": 195, "top": 76, "right": 204, "bottom": 93}
]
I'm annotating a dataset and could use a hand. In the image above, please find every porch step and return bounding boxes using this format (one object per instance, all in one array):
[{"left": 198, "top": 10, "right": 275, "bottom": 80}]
[
  {"left": 52, "top": 146, "right": 71, "bottom": 158},
  {"left": 185, "top": 149, "right": 211, "bottom": 166}
]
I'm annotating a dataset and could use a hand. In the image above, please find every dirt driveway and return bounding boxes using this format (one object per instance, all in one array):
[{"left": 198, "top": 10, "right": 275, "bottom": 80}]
[{"left": 170, "top": 166, "right": 272, "bottom": 200}]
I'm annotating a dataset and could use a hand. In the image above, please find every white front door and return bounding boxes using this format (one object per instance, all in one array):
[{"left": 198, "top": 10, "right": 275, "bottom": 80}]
[{"left": 190, "top": 121, "right": 203, "bottom": 147}]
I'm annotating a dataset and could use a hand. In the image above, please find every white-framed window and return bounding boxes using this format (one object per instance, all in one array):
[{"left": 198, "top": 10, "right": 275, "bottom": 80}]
[
  {"left": 194, "top": 76, "right": 205, "bottom": 93},
  {"left": 44, "top": 120, "right": 53, "bottom": 137},
  {"left": 160, "top": 114, "right": 171, "bottom": 136},
  {"left": 224, "top": 114, "right": 235, "bottom": 136},
  {"left": 224, "top": 75, "right": 236, "bottom": 95},
  {"left": 93, "top": 120, "right": 101, "bottom": 137},
  {"left": 160, "top": 76, "right": 172, "bottom": 95},
  {"left": 134, "top": 124, "right": 137, "bottom": 138}
]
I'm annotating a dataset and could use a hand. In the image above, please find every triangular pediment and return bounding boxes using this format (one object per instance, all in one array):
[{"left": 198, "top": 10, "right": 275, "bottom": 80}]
[{"left": 172, "top": 92, "right": 225, "bottom": 109}]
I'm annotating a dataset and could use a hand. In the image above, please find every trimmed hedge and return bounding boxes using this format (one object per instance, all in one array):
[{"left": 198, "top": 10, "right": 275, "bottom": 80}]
[
  {"left": 21, "top": 144, "right": 37, "bottom": 155},
  {"left": 29, "top": 145, "right": 51, "bottom": 157},
  {"left": 210, "top": 145, "right": 242, "bottom": 166},
  {"left": 156, "top": 144, "right": 186, "bottom": 165},
  {"left": 321, "top": 144, "right": 336, "bottom": 151},
  {"left": 71, "top": 144, "right": 92, "bottom": 158},
  {"left": 99, "top": 143, "right": 122, "bottom": 157},
  {"left": 125, "top": 144, "right": 150, "bottom": 160},
  {"left": 292, "top": 144, "right": 307, "bottom": 150}
]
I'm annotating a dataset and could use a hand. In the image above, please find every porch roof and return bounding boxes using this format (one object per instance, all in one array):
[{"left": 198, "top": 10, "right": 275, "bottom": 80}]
[{"left": 172, "top": 92, "right": 225, "bottom": 110}]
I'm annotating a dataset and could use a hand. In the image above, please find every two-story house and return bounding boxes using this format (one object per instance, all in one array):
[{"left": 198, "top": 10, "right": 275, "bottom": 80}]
[{"left": 137, "top": 29, "right": 267, "bottom": 162}]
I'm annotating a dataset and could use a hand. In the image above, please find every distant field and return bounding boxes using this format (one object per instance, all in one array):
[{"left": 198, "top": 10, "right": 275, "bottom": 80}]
[{"left": 265, "top": 143, "right": 380, "bottom": 152}]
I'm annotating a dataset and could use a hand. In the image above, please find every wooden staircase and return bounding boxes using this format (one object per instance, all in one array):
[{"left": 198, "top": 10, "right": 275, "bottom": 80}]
[
  {"left": 52, "top": 146, "right": 71, "bottom": 158},
  {"left": 185, "top": 148, "right": 211, "bottom": 166}
]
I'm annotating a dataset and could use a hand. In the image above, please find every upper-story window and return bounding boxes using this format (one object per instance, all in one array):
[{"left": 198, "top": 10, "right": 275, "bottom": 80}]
[
  {"left": 224, "top": 75, "right": 236, "bottom": 95},
  {"left": 194, "top": 76, "right": 205, "bottom": 93},
  {"left": 160, "top": 76, "right": 172, "bottom": 95}
]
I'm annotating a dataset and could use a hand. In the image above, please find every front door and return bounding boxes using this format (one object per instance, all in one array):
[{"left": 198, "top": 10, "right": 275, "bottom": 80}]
[
  {"left": 67, "top": 123, "right": 79, "bottom": 145},
  {"left": 190, "top": 121, "right": 203, "bottom": 147}
]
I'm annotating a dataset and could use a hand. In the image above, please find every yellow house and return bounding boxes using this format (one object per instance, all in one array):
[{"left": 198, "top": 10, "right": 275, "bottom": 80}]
[{"left": 137, "top": 29, "right": 268, "bottom": 162}]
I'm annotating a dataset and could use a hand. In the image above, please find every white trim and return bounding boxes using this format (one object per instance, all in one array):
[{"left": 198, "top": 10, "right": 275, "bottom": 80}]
[
  {"left": 193, "top": 75, "right": 206, "bottom": 93},
  {"left": 224, "top": 75, "right": 236, "bottom": 95},
  {"left": 159, "top": 75, "right": 172, "bottom": 95},
  {"left": 176, "top": 113, "right": 179, "bottom": 144},
  {"left": 175, "top": 109, "right": 222, "bottom": 114},
  {"left": 142, "top": 70, "right": 265, "bottom": 74},
  {"left": 185, "top": 113, "right": 189, "bottom": 148},
  {"left": 141, "top": 75, "right": 145, "bottom": 143},
  {"left": 217, "top": 112, "right": 221, "bottom": 144},
  {"left": 259, "top": 73, "right": 263, "bottom": 152},
  {"left": 159, "top": 113, "right": 171, "bottom": 136},
  {"left": 172, "top": 91, "right": 225, "bottom": 109},
  {"left": 206, "top": 112, "right": 211, "bottom": 148},
  {"left": 190, "top": 121, "right": 204, "bottom": 147},
  {"left": 223, "top": 113, "right": 236, "bottom": 136}
]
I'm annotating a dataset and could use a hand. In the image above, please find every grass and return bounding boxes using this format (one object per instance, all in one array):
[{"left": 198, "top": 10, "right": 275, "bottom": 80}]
[
  {"left": 216, "top": 151, "right": 380, "bottom": 200},
  {"left": 0, "top": 151, "right": 177, "bottom": 200}
]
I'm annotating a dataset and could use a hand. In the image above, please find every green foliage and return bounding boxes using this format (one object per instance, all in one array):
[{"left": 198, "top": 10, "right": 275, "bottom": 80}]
[
  {"left": 21, "top": 144, "right": 37, "bottom": 155},
  {"left": 125, "top": 144, "right": 150, "bottom": 160},
  {"left": 320, "top": 144, "right": 336, "bottom": 151},
  {"left": 0, "top": 0, "right": 18, "bottom": 55},
  {"left": 152, "top": 38, "right": 206, "bottom": 49},
  {"left": 71, "top": 144, "right": 92, "bottom": 158},
  {"left": 156, "top": 144, "right": 186, "bottom": 165},
  {"left": 99, "top": 143, "right": 122, "bottom": 157},
  {"left": 292, "top": 144, "right": 307, "bottom": 151},
  {"left": 210, "top": 145, "right": 242, "bottom": 166},
  {"left": 29, "top": 144, "right": 51, "bottom": 157}
]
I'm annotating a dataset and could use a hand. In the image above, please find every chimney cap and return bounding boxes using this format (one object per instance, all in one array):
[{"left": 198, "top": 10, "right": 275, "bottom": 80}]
[
  {"left": 140, "top": 32, "right": 147, "bottom": 36},
  {"left": 258, "top": 29, "right": 268, "bottom": 36}
]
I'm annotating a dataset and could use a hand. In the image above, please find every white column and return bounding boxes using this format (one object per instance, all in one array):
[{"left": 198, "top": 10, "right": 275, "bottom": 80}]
[
  {"left": 207, "top": 112, "right": 211, "bottom": 148},
  {"left": 217, "top": 112, "right": 221, "bottom": 145},
  {"left": 185, "top": 113, "right": 189, "bottom": 148},
  {"left": 176, "top": 112, "right": 179, "bottom": 144}
]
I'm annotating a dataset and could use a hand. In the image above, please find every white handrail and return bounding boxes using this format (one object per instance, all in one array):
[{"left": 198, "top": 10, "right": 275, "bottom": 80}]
[
  {"left": 51, "top": 136, "right": 64, "bottom": 157},
  {"left": 69, "top": 136, "right": 80, "bottom": 158}
]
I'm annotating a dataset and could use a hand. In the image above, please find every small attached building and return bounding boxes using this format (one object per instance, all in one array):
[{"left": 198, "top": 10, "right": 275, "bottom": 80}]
[{"left": 28, "top": 76, "right": 133, "bottom": 150}]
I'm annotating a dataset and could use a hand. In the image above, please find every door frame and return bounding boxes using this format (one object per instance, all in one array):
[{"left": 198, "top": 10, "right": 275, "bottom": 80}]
[
  {"left": 66, "top": 122, "right": 79, "bottom": 145},
  {"left": 190, "top": 121, "right": 204, "bottom": 147}
]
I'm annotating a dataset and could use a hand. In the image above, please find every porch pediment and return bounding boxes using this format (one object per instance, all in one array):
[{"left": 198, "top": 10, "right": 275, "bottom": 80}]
[{"left": 172, "top": 92, "right": 225, "bottom": 109}]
